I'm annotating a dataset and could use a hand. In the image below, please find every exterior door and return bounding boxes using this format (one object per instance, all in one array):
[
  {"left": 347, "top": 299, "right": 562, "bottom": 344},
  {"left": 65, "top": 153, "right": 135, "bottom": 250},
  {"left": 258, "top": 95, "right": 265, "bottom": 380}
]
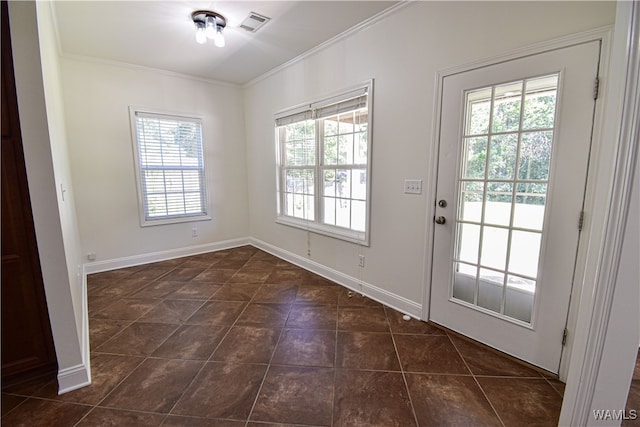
[{"left": 429, "top": 41, "right": 600, "bottom": 373}]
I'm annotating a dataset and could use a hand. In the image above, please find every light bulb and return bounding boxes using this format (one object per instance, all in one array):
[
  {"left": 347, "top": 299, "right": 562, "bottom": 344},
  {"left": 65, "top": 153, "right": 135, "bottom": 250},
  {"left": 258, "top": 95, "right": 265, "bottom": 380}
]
[
  {"left": 195, "top": 27, "right": 207, "bottom": 44},
  {"left": 213, "top": 27, "right": 225, "bottom": 47},
  {"left": 194, "top": 21, "right": 207, "bottom": 44},
  {"left": 205, "top": 16, "right": 216, "bottom": 39}
]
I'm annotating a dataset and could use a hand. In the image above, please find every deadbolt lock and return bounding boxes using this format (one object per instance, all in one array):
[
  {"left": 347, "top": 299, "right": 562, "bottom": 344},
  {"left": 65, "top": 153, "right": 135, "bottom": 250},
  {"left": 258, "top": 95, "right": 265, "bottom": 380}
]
[{"left": 438, "top": 200, "right": 447, "bottom": 208}]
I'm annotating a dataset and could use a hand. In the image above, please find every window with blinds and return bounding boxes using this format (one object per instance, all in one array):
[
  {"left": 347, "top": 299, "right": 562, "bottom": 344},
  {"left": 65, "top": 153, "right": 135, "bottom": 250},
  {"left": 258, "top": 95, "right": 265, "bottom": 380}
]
[
  {"left": 129, "top": 108, "right": 210, "bottom": 226},
  {"left": 274, "top": 81, "right": 373, "bottom": 245}
]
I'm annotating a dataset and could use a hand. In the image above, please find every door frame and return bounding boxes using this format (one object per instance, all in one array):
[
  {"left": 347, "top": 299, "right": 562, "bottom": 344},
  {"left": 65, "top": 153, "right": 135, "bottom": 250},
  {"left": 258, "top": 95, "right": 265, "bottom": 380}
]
[
  {"left": 422, "top": 26, "right": 612, "bottom": 380},
  {"left": 560, "top": 2, "right": 640, "bottom": 424}
]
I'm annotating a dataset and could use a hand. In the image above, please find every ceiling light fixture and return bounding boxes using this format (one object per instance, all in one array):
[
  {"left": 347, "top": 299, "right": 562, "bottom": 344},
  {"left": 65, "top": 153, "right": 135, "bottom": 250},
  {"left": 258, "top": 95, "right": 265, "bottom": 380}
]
[{"left": 191, "top": 10, "right": 226, "bottom": 47}]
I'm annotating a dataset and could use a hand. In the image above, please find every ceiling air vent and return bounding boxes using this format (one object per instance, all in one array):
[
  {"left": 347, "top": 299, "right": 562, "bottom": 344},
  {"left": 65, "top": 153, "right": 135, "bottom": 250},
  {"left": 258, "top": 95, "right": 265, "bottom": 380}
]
[{"left": 239, "top": 12, "right": 270, "bottom": 32}]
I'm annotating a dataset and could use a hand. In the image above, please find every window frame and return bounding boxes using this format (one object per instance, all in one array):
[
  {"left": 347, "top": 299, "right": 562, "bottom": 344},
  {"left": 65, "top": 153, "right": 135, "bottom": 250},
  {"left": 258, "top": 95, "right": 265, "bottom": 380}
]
[
  {"left": 274, "top": 81, "right": 373, "bottom": 245},
  {"left": 129, "top": 106, "right": 211, "bottom": 227}
]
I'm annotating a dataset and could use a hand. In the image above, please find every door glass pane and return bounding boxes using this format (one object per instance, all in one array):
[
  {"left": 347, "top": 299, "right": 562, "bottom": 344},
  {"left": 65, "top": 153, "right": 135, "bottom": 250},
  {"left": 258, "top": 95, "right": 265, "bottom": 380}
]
[
  {"left": 459, "top": 181, "right": 484, "bottom": 222},
  {"left": 466, "top": 87, "right": 492, "bottom": 135},
  {"left": 492, "top": 82, "right": 522, "bottom": 133},
  {"left": 522, "top": 75, "right": 558, "bottom": 130},
  {"left": 452, "top": 74, "right": 559, "bottom": 325},
  {"left": 480, "top": 226, "right": 508, "bottom": 270},
  {"left": 485, "top": 182, "right": 513, "bottom": 226},
  {"left": 462, "top": 137, "right": 488, "bottom": 179},
  {"left": 505, "top": 275, "right": 536, "bottom": 323},
  {"left": 478, "top": 268, "right": 504, "bottom": 314},
  {"left": 488, "top": 134, "right": 518, "bottom": 180},
  {"left": 518, "top": 131, "right": 552, "bottom": 180},
  {"left": 457, "top": 223, "right": 480, "bottom": 264},
  {"left": 514, "top": 183, "right": 546, "bottom": 231},
  {"left": 509, "top": 231, "right": 541, "bottom": 277},
  {"left": 452, "top": 262, "right": 476, "bottom": 304}
]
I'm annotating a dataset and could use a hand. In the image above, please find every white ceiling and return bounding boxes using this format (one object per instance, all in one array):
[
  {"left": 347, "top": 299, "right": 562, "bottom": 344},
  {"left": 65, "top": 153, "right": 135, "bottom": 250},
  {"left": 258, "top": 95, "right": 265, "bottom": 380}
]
[{"left": 52, "top": 1, "right": 398, "bottom": 85}]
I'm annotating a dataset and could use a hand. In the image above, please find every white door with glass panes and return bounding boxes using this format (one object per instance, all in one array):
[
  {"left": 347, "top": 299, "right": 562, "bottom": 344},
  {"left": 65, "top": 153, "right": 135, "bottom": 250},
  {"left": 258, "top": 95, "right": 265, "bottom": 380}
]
[{"left": 429, "top": 41, "right": 600, "bottom": 373}]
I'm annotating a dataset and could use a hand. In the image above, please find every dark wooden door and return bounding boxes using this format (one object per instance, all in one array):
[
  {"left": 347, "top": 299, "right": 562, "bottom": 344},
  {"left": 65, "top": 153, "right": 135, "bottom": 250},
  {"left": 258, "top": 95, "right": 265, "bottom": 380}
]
[{"left": 1, "top": 1, "right": 58, "bottom": 386}]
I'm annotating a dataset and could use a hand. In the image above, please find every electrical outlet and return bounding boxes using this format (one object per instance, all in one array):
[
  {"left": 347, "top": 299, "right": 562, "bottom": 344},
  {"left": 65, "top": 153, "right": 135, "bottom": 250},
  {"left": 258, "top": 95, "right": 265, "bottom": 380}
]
[
  {"left": 404, "top": 179, "right": 422, "bottom": 194},
  {"left": 191, "top": 227, "right": 198, "bottom": 237},
  {"left": 358, "top": 255, "right": 365, "bottom": 267}
]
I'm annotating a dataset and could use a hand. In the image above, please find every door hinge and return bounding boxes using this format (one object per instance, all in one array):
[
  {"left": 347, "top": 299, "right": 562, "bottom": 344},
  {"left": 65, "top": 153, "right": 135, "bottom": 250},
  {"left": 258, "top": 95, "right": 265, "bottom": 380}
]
[
  {"left": 593, "top": 77, "right": 600, "bottom": 100},
  {"left": 562, "top": 328, "right": 568, "bottom": 346},
  {"left": 578, "top": 211, "right": 585, "bottom": 231}
]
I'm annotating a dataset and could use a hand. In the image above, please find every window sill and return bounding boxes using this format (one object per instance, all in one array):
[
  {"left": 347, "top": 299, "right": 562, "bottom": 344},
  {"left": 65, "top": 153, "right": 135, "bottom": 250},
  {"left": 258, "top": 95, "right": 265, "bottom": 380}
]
[
  {"left": 140, "top": 214, "right": 211, "bottom": 227},
  {"left": 276, "top": 216, "right": 369, "bottom": 246}
]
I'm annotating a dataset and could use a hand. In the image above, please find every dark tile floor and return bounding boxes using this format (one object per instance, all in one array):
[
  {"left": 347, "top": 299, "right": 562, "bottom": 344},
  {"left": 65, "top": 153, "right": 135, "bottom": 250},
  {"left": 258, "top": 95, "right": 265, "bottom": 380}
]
[
  {"left": 1, "top": 246, "right": 565, "bottom": 426},
  {"left": 623, "top": 350, "right": 640, "bottom": 426}
]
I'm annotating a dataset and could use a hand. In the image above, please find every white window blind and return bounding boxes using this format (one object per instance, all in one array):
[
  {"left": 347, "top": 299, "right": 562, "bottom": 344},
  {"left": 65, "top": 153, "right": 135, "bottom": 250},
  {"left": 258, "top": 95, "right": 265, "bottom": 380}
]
[
  {"left": 130, "top": 108, "right": 209, "bottom": 226},
  {"left": 275, "top": 86, "right": 368, "bottom": 123}
]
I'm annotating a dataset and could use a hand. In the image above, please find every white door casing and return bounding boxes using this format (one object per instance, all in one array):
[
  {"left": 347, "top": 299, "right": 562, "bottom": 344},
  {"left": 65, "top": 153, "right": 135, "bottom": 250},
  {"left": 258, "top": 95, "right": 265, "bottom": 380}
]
[{"left": 429, "top": 41, "right": 601, "bottom": 373}]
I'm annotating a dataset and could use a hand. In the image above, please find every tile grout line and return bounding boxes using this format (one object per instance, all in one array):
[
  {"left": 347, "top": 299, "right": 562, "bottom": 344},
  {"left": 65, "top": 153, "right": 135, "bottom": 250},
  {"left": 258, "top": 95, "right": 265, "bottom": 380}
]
[
  {"left": 159, "top": 250, "right": 281, "bottom": 424},
  {"left": 84, "top": 255, "right": 232, "bottom": 424},
  {"left": 446, "top": 332, "right": 506, "bottom": 427},
  {"left": 91, "top": 305, "right": 182, "bottom": 354},
  {"left": 331, "top": 299, "right": 339, "bottom": 427},
  {"left": 165, "top": 255, "right": 268, "bottom": 420},
  {"left": 80, "top": 353, "right": 149, "bottom": 416},
  {"left": 2, "top": 394, "right": 93, "bottom": 427},
  {"left": 87, "top": 260, "right": 186, "bottom": 321},
  {"left": 73, "top": 266, "right": 171, "bottom": 426},
  {"left": 542, "top": 375, "right": 565, "bottom": 398},
  {"left": 175, "top": 254, "right": 284, "bottom": 426},
  {"left": 384, "top": 307, "right": 420, "bottom": 427},
  {"left": 243, "top": 271, "right": 301, "bottom": 427}
]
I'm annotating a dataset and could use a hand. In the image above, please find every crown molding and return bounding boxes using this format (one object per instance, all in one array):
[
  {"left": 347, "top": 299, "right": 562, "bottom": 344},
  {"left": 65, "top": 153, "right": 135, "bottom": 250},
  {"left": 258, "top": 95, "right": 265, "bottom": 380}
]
[
  {"left": 59, "top": 52, "right": 241, "bottom": 89},
  {"left": 242, "top": 1, "right": 412, "bottom": 89}
]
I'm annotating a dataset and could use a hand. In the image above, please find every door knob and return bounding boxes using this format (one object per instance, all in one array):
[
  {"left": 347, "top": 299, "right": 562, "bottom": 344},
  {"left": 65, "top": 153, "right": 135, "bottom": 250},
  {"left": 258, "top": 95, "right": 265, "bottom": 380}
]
[{"left": 435, "top": 216, "right": 446, "bottom": 225}]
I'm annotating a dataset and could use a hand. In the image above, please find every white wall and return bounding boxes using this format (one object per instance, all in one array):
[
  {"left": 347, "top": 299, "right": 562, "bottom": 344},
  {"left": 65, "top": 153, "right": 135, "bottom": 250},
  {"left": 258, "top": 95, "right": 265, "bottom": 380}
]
[
  {"left": 244, "top": 1, "right": 616, "bottom": 309},
  {"left": 9, "top": 1, "right": 87, "bottom": 391},
  {"left": 35, "top": 0, "right": 86, "bottom": 365},
  {"left": 60, "top": 59, "right": 250, "bottom": 264}
]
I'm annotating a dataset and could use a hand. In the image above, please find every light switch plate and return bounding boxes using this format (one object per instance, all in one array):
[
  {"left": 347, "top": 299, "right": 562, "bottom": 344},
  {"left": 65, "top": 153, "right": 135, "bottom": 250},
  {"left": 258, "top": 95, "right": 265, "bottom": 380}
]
[{"left": 404, "top": 179, "right": 422, "bottom": 194}]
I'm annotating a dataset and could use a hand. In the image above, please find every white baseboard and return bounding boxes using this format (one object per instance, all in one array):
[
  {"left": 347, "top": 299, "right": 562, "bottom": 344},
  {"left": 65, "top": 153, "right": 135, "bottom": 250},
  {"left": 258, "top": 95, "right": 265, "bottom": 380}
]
[
  {"left": 83, "top": 236, "right": 422, "bottom": 319},
  {"left": 57, "top": 363, "right": 91, "bottom": 394},
  {"left": 57, "top": 264, "right": 93, "bottom": 395},
  {"left": 250, "top": 238, "right": 423, "bottom": 319},
  {"left": 73, "top": 237, "right": 423, "bottom": 393},
  {"left": 83, "top": 237, "right": 251, "bottom": 274}
]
